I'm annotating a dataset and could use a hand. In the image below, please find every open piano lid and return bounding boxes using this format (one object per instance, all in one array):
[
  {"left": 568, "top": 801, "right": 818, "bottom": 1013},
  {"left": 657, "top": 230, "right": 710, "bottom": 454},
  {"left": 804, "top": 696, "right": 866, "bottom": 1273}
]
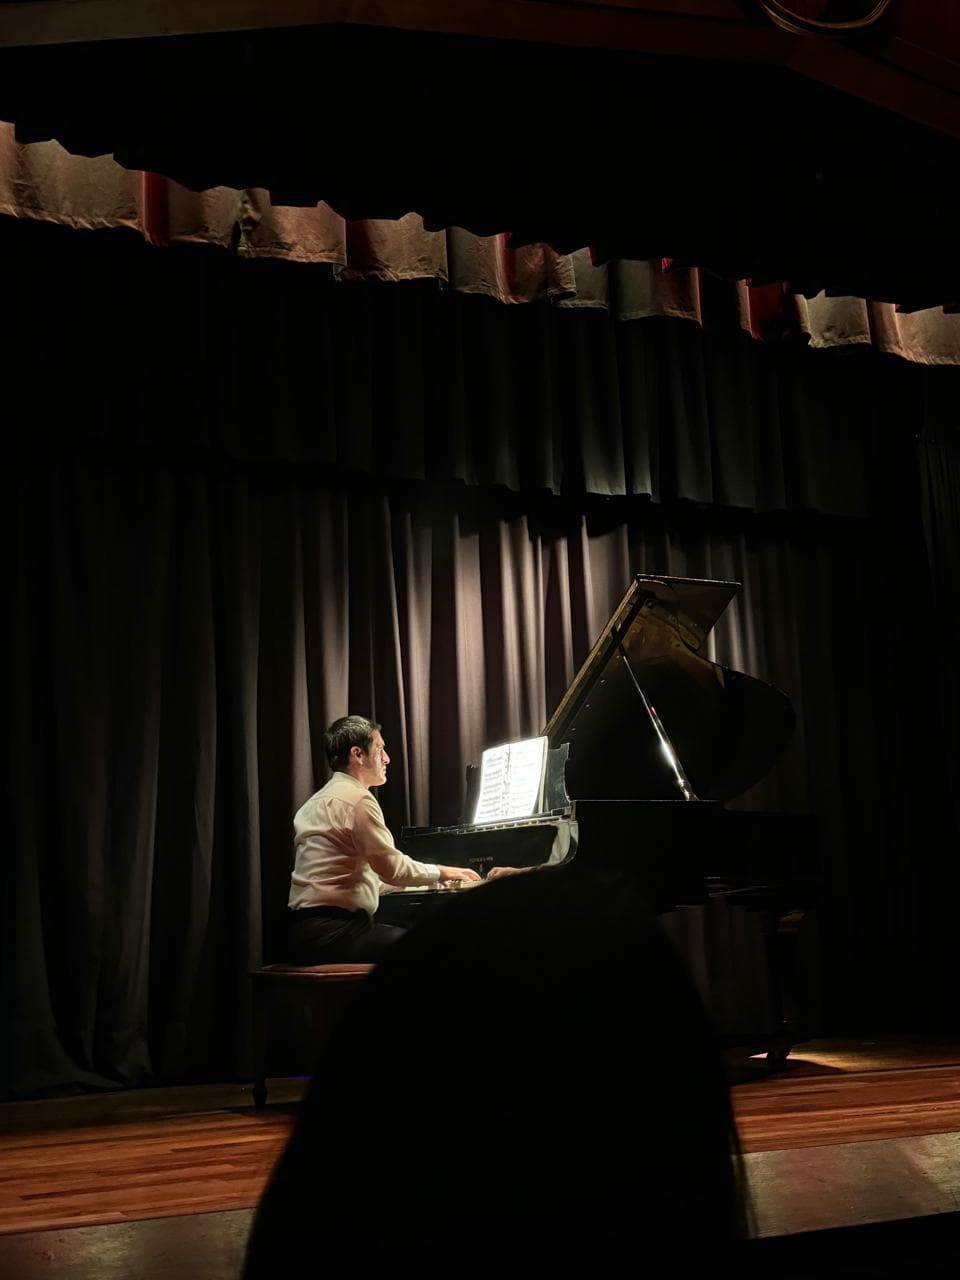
[{"left": 542, "top": 575, "right": 795, "bottom": 804}]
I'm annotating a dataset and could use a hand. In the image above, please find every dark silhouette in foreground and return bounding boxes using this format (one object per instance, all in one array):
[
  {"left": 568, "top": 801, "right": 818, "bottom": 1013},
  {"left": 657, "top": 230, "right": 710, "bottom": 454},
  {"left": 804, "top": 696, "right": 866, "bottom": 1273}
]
[{"left": 244, "top": 863, "right": 749, "bottom": 1277}]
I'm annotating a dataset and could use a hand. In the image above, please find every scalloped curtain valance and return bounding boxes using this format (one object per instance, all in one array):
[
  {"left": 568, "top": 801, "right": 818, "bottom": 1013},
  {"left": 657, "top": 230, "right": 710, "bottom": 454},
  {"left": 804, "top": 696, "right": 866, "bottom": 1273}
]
[{"left": 3, "top": 122, "right": 959, "bottom": 368}]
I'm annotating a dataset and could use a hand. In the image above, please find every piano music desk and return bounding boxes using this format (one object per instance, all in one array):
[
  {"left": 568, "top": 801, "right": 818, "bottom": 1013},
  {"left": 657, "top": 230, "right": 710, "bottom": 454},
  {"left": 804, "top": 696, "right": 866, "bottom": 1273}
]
[{"left": 250, "top": 963, "right": 374, "bottom": 1108}]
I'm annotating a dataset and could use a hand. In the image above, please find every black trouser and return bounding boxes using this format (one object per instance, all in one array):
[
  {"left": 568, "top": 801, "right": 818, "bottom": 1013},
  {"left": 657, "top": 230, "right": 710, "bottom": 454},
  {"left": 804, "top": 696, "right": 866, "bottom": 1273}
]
[{"left": 287, "top": 905, "right": 407, "bottom": 964}]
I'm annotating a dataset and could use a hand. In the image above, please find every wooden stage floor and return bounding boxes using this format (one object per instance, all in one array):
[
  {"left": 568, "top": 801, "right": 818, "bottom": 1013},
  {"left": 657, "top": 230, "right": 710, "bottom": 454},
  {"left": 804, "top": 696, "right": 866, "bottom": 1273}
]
[{"left": 1, "top": 1036, "right": 959, "bottom": 1277}]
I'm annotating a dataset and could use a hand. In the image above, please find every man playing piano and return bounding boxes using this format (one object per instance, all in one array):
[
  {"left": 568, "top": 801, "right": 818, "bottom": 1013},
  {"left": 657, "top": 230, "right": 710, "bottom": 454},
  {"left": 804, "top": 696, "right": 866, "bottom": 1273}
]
[{"left": 287, "top": 715, "right": 480, "bottom": 963}]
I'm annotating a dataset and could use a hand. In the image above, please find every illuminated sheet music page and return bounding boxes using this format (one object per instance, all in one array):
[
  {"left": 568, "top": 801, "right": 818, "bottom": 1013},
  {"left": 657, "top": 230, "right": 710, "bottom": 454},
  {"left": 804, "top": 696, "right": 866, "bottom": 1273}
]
[{"left": 472, "top": 737, "right": 548, "bottom": 824}]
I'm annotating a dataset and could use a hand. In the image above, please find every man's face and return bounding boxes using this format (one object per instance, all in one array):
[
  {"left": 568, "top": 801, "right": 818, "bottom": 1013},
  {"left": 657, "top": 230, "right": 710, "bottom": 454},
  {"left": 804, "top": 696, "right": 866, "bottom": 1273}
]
[{"left": 359, "top": 729, "right": 390, "bottom": 787}]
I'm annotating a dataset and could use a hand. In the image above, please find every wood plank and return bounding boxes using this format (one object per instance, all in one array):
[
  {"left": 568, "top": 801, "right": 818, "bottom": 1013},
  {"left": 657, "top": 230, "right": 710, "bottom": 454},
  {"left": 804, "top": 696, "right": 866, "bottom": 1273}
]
[
  {"left": 0, "top": 1101, "right": 295, "bottom": 1235},
  {"left": 733, "top": 1059, "right": 960, "bottom": 1153},
  {"left": 2, "top": 0, "right": 959, "bottom": 145},
  {"left": 0, "top": 0, "right": 786, "bottom": 54},
  {"left": 0, "top": 0, "right": 781, "bottom": 53},
  {"left": 0, "top": 1040, "right": 958, "bottom": 1236}
]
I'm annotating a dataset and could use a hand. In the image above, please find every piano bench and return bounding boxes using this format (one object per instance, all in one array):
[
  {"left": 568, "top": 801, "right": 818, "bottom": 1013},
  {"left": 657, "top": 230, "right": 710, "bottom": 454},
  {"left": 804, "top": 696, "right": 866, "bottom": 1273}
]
[{"left": 250, "top": 963, "right": 374, "bottom": 1108}]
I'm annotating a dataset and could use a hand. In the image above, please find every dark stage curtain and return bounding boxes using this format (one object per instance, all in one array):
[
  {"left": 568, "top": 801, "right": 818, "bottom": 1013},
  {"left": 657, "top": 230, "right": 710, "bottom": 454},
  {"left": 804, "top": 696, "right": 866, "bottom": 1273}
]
[
  {"left": 4, "top": 216, "right": 960, "bottom": 1096},
  {"left": 1, "top": 214, "right": 892, "bottom": 517},
  {"left": 7, "top": 465, "right": 958, "bottom": 1095},
  {"left": 917, "top": 378, "right": 960, "bottom": 834}
]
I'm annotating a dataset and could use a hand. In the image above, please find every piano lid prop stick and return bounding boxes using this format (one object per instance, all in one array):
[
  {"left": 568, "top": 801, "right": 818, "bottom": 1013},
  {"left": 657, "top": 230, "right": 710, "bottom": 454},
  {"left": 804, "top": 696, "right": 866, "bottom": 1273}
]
[{"left": 613, "top": 632, "right": 699, "bottom": 803}]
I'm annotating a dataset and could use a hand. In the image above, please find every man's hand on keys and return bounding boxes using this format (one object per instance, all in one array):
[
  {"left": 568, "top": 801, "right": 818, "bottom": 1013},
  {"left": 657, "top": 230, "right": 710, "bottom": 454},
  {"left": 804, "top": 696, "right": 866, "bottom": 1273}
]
[{"left": 438, "top": 865, "right": 482, "bottom": 885}]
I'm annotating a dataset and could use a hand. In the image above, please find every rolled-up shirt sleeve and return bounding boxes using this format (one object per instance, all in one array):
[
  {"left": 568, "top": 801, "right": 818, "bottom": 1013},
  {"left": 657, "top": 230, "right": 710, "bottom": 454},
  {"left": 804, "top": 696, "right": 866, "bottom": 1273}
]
[{"left": 353, "top": 793, "right": 441, "bottom": 887}]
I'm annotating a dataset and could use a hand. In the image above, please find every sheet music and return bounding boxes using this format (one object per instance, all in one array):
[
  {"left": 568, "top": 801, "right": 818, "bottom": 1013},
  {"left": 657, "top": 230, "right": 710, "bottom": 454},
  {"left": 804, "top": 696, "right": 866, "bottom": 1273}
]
[{"left": 472, "top": 737, "right": 548, "bottom": 824}]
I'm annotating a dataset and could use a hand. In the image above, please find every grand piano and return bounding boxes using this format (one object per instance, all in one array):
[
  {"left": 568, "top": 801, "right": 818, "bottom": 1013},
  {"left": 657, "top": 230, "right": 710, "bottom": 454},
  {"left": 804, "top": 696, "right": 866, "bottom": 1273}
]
[{"left": 380, "top": 574, "right": 818, "bottom": 1062}]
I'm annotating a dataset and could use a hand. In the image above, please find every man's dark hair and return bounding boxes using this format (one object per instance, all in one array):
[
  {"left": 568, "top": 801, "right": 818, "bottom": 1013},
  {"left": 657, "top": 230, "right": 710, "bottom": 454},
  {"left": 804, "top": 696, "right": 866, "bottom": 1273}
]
[{"left": 324, "top": 715, "right": 380, "bottom": 771}]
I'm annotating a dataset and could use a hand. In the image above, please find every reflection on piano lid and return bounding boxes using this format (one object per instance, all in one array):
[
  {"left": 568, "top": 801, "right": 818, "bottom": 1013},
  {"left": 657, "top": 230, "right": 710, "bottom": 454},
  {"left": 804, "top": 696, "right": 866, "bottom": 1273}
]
[{"left": 543, "top": 573, "right": 795, "bottom": 804}]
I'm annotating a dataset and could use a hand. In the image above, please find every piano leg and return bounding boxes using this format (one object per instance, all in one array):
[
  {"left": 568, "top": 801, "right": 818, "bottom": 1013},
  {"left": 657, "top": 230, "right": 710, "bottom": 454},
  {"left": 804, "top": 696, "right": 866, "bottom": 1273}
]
[{"left": 758, "top": 906, "right": 808, "bottom": 1069}]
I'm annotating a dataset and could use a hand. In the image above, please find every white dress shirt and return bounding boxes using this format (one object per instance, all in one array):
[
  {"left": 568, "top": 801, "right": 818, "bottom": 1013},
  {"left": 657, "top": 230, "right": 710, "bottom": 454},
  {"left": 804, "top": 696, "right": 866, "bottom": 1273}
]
[{"left": 289, "top": 771, "right": 440, "bottom": 915}]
